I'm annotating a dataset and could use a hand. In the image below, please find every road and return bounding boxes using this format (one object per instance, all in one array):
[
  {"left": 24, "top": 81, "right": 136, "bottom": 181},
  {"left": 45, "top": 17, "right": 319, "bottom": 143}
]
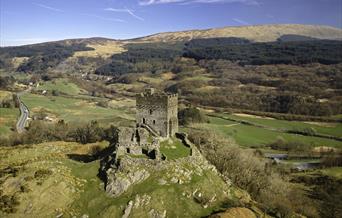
[{"left": 16, "top": 91, "right": 30, "bottom": 133}]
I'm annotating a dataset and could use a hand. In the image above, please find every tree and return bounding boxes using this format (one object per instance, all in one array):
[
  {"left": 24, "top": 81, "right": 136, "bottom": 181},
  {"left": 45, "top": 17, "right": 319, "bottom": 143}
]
[
  {"left": 178, "top": 107, "right": 208, "bottom": 125},
  {"left": 71, "top": 121, "right": 104, "bottom": 144}
]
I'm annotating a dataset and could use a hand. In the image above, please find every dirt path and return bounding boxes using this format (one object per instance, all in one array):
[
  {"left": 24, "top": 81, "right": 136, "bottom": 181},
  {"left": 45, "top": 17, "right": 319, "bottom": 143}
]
[{"left": 224, "top": 124, "right": 240, "bottom": 127}]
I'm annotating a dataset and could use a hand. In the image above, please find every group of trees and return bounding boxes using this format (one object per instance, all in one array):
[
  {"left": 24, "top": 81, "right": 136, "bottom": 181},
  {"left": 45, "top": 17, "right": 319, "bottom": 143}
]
[
  {"left": 0, "top": 41, "right": 93, "bottom": 73},
  {"left": 0, "top": 76, "right": 15, "bottom": 89},
  {"left": 95, "top": 40, "right": 341, "bottom": 117},
  {"left": 268, "top": 137, "right": 314, "bottom": 154},
  {"left": 178, "top": 107, "right": 208, "bottom": 125},
  {"left": 0, "top": 120, "right": 119, "bottom": 147},
  {"left": 187, "top": 128, "right": 321, "bottom": 217},
  {"left": 96, "top": 42, "right": 183, "bottom": 76},
  {"left": 183, "top": 38, "right": 342, "bottom": 65},
  {"left": 0, "top": 94, "right": 19, "bottom": 109},
  {"left": 1, "top": 36, "right": 342, "bottom": 117},
  {"left": 292, "top": 174, "right": 342, "bottom": 218},
  {"left": 176, "top": 60, "right": 342, "bottom": 116}
]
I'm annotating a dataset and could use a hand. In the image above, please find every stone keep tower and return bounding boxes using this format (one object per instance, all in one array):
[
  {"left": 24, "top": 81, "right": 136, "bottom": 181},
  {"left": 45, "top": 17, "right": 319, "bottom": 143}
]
[{"left": 136, "top": 88, "right": 178, "bottom": 138}]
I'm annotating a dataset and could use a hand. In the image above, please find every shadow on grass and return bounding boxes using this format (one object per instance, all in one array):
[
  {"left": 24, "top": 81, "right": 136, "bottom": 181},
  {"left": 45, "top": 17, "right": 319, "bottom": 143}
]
[
  {"left": 66, "top": 144, "right": 118, "bottom": 189},
  {"left": 67, "top": 153, "right": 96, "bottom": 163},
  {"left": 67, "top": 144, "right": 117, "bottom": 163}
]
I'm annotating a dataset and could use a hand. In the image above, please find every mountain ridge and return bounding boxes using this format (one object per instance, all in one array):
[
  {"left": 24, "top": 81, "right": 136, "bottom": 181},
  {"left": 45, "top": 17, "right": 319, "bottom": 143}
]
[
  {"left": 1, "top": 24, "right": 342, "bottom": 48},
  {"left": 132, "top": 24, "right": 342, "bottom": 43}
]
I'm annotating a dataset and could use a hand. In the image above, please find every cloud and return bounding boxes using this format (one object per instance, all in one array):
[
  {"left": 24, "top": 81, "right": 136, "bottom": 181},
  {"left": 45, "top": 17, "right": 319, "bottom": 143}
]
[
  {"left": 105, "top": 8, "right": 144, "bottom": 21},
  {"left": 81, "top": 13, "right": 126, "bottom": 23},
  {"left": 33, "top": 3, "right": 64, "bottom": 12},
  {"left": 232, "top": 18, "right": 250, "bottom": 25},
  {"left": 139, "top": 0, "right": 259, "bottom": 6}
]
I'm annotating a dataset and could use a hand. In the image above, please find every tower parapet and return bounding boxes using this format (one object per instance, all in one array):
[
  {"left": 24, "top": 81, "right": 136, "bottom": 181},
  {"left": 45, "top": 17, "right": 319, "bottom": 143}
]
[{"left": 136, "top": 88, "right": 178, "bottom": 138}]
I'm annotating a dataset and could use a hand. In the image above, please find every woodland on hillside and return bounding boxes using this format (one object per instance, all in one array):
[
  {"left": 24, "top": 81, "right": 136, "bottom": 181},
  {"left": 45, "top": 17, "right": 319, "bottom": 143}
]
[
  {"left": 1, "top": 37, "right": 342, "bottom": 117},
  {"left": 0, "top": 32, "right": 342, "bottom": 218}
]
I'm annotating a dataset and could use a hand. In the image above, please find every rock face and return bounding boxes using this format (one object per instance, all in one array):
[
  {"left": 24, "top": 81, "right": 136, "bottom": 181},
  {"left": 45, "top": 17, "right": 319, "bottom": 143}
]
[{"left": 105, "top": 158, "right": 151, "bottom": 197}]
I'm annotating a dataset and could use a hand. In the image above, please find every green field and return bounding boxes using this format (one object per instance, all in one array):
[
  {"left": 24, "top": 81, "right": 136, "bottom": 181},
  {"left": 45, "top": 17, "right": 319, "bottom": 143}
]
[
  {"left": 318, "top": 167, "right": 342, "bottom": 179},
  {"left": 0, "top": 91, "right": 19, "bottom": 137},
  {"left": 221, "top": 113, "right": 342, "bottom": 138},
  {"left": 36, "top": 78, "right": 85, "bottom": 96},
  {"left": 192, "top": 115, "right": 342, "bottom": 148},
  {"left": 21, "top": 93, "right": 134, "bottom": 126},
  {"left": 0, "top": 108, "right": 19, "bottom": 137},
  {"left": 160, "top": 138, "right": 191, "bottom": 160}
]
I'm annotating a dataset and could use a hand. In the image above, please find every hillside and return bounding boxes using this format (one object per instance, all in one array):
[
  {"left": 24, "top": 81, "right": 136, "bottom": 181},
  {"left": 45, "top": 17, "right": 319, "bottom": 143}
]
[
  {"left": 133, "top": 24, "right": 342, "bottom": 43},
  {"left": 1, "top": 24, "right": 342, "bottom": 118},
  {"left": 0, "top": 139, "right": 261, "bottom": 217}
]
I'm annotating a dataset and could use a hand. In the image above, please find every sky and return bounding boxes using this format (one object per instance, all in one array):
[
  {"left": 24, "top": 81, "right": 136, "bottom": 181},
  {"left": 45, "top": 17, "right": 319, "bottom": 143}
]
[{"left": 0, "top": 0, "right": 341, "bottom": 46}]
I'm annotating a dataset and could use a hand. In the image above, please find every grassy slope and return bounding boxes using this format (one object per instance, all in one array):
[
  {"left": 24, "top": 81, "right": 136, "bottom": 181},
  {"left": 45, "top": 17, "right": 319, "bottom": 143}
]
[
  {"left": 0, "top": 108, "right": 18, "bottom": 137},
  {"left": 36, "top": 78, "right": 85, "bottom": 96},
  {"left": 0, "top": 141, "right": 245, "bottom": 218},
  {"left": 72, "top": 41, "right": 125, "bottom": 58},
  {"left": 0, "top": 91, "right": 12, "bottom": 100},
  {"left": 160, "top": 138, "right": 191, "bottom": 160},
  {"left": 318, "top": 167, "right": 342, "bottom": 179},
  {"left": 138, "top": 24, "right": 342, "bottom": 43},
  {"left": 226, "top": 114, "right": 342, "bottom": 138},
  {"left": 0, "top": 91, "right": 18, "bottom": 137},
  {"left": 0, "top": 141, "right": 111, "bottom": 217},
  {"left": 193, "top": 115, "right": 342, "bottom": 148},
  {"left": 21, "top": 93, "right": 134, "bottom": 126}
]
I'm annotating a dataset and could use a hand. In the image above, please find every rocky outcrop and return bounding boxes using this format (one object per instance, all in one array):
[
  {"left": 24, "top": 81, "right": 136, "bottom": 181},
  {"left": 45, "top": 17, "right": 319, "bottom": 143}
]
[
  {"left": 102, "top": 146, "right": 224, "bottom": 197},
  {"left": 105, "top": 158, "right": 151, "bottom": 197},
  {"left": 148, "top": 209, "right": 166, "bottom": 218},
  {"left": 122, "top": 201, "right": 133, "bottom": 218}
]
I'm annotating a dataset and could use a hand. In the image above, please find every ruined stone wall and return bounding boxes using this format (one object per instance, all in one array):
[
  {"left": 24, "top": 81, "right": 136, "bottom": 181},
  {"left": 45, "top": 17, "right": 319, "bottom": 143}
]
[
  {"left": 117, "top": 127, "right": 137, "bottom": 146},
  {"left": 116, "top": 126, "right": 161, "bottom": 158},
  {"left": 117, "top": 127, "right": 149, "bottom": 146}
]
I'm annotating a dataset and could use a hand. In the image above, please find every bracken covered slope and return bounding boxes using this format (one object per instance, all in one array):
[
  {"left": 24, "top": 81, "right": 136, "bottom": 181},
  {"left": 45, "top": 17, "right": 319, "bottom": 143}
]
[{"left": 131, "top": 24, "right": 342, "bottom": 42}]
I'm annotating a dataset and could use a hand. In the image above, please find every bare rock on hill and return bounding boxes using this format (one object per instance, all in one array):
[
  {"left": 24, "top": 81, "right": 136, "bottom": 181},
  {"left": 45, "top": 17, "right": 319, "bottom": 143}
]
[{"left": 105, "top": 167, "right": 150, "bottom": 197}]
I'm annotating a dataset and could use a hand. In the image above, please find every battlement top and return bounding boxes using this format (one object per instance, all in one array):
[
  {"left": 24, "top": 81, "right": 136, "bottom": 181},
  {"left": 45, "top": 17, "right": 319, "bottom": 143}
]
[{"left": 137, "top": 88, "right": 178, "bottom": 99}]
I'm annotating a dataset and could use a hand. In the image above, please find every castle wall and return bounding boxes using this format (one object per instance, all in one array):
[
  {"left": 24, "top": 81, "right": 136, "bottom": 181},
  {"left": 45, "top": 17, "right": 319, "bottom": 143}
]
[
  {"left": 117, "top": 127, "right": 149, "bottom": 146},
  {"left": 167, "top": 95, "right": 179, "bottom": 136},
  {"left": 117, "top": 127, "right": 137, "bottom": 146}
]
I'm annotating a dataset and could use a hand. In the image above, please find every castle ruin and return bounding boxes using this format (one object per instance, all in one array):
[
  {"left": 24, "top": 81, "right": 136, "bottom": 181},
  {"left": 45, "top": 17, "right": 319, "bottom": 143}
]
[
  {"left": 136, "top": 88, "right": 178, "bottom": 138},
  {"left": 115, "top": 88, "right": 178, "bottom": 159}
]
